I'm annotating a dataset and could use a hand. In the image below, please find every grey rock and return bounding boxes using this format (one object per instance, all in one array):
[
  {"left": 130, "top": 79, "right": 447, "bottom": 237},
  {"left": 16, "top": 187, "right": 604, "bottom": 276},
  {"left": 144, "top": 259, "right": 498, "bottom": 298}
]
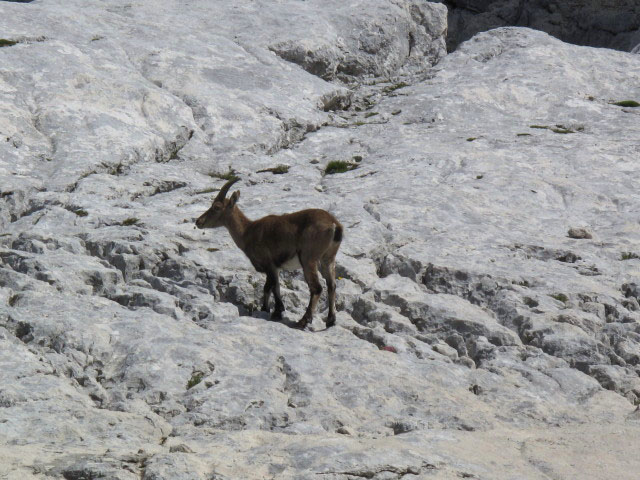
[
  {"left": 268, "top": 0, "right": 447, "bottom": 80},
  {"left": 589, "top": 365, "right": 640, "bottom": 404},
  {"left": 432, "top": 341, "right": 460, "bottom": 361},
  {"left": 568, "top": 227, "right": 593, "bottom": 239},
  {"left": 520, "top": 316, "right": 612, "bottom": 367},
  {"left": 1, "top": 1, "right": 640, "bottom": 478},
  {"left": 142, "top": 453, "right": 211, "bottom": 480}
]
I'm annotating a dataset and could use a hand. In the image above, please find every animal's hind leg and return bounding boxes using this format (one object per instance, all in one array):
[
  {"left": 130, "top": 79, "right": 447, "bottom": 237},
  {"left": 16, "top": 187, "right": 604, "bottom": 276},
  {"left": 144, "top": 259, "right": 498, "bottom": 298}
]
[
  {"left": 262, "top": 273, "right": 274, "bottom": 313},
  {"left": 271, "top": 270, "right": 285, "bottom": 320},
  {"left": 263, "top": 270, "right": 284, "bottom": 320},
  {"left": 320, "top": 259, "right": 336, "bottom": 328},
  {"left": 296, "top": 260, "right": 322, "bottom": 330}
]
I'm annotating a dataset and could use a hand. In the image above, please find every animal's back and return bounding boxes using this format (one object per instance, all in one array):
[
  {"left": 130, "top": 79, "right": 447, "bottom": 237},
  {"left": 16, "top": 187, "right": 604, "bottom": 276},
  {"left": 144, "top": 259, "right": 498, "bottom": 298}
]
[
  {"left": 244, "top": 209, "right": 341, "bottom": 269},
  {"left": 285, "top": 209, "right": 341, "bottom": 231}
]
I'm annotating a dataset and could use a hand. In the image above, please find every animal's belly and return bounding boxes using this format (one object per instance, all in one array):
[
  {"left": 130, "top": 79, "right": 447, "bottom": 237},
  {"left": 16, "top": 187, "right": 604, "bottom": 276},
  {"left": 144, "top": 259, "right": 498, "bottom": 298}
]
[{"left": 280, "top": 255, "right": 302, "bottom": 271}]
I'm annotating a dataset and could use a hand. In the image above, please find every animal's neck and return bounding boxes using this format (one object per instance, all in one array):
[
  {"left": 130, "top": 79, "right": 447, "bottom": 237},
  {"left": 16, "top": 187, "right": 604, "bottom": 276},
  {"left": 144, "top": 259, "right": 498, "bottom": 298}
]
[{"left": 224, "top": 206, "right": 251, "bottom": 251}]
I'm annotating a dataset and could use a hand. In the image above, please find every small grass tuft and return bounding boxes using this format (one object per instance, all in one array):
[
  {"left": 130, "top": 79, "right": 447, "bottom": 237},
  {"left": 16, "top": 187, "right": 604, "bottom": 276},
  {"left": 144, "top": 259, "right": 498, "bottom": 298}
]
[
  {"left": 517, "top": 133, "right": 532, "bottom": 137},
  {"left": 550, "top": 293, "right": 569, "bottom": 303},
  {"left": 391, "top": 109, "right": 402, "bottom": 115},
  {"left": 8, "top": 294, "right": 20, "bottom": 307},
  {"left": 530, "top": 124, "right": 575, "bottom": 134},
  {"left": 186, "top": 372, "right": 204, "bottom": 390},
  {"left": 612, "top": 100, "right": 640, "bottom": 108},
  {"left": 257, "top": 164, "right": 289, "bottom": 175},
  {"left": 621, "top": 252, "right": 640, "bottom": 261},
  {"left": 195, "top": 187, "right": 218, "bottom": 195},
  {"left": 551, "top": 125, "right": 575, "bottom": 134},
  {"left": 208, "top": 167, "right": 238, "bottom": 181},
  {"left": 207, "top": 247, "right": 219, "bottom": 253},
  {"left": 0, "top": 39, "right": 18, "bottom": 48},
  {"left": 325, "top": 160, "right": 358, "bottom": 175},
  {"left": 74, "top": 209, "right": 88, "bottom": 217},
  {"left": 466, "top": 137, "right": 477, "bottom": 142},
  {"left": 364, "top": 112, "right": 379, "bottom": 118},
  {"left": 121, "top": 217, "right": 140, "bottom": 226},
  {"left": 382, "top": 82, "right": 409, "bottom": 94}
]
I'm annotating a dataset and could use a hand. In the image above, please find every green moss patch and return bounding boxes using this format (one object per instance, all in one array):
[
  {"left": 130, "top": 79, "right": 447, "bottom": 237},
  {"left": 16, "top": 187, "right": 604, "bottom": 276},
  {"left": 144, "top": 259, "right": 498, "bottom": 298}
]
[
  {"left": 612, "top": 100, "right": 640, "bottom": 108},
  {"left": 121, "top": 217, "right": 140, "bottom": 226},
  {"left": 0, "top": 39, "right": 18, "bottom": 48},
  {"left": 382, "top": 82, "right": 409, "bottom": 94},
  {"left": 325, "top": 160, "right": 358, "bottom": 175},
  {"left": 208, "top": 167, "right": 238, "bottom": 181},
  {"left": 549, "top": 293, "right": 568, "bottom": 303},
  {"left": 186, "top": 372, "right": 204, "bottom": 390},
  {"left": 530, "top": 124, "right": 577, "bottom": 134}
]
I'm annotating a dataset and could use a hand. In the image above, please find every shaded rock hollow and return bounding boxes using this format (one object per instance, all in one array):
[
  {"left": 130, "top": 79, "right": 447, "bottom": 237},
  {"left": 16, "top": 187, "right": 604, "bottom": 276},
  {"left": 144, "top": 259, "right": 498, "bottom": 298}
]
[{"left": 434, "top": 0, "right": 640, "bottom": 51}]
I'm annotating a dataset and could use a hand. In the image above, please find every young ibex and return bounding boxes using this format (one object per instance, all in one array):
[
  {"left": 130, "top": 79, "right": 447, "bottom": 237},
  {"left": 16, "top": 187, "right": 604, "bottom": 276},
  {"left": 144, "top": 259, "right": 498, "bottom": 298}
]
[{"left": 195, "top": 178, "right": 342, "bottom": 330}]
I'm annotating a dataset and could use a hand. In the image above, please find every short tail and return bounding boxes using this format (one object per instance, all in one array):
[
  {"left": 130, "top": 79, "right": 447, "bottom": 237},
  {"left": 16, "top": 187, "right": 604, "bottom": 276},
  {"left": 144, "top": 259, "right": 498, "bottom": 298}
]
[{"left": 333, "top": 223, "right": 343, "bottom": 243}]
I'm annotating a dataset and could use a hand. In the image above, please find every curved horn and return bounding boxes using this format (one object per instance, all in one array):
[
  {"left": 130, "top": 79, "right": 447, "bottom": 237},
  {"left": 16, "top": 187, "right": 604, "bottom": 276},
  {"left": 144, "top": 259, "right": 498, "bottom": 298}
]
[{"left": 214, "top": 177, "right": 240, "bottom": 202}]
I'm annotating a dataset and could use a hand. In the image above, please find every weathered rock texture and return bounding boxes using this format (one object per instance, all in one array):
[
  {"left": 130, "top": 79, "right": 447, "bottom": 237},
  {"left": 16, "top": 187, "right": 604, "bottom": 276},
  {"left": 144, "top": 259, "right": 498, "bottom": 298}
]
[
  {"left": 1, "top": 0, "right": 640, "bottom": 479},
  {"left": 435, "top": 0, "right": 640, "bottom": 52}
]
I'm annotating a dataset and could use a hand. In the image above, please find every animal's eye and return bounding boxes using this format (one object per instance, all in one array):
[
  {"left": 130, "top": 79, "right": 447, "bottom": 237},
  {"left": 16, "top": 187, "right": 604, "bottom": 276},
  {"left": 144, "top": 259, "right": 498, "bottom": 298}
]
[{"left": 213, "top": 204, "right": 222, "bottom": 212}]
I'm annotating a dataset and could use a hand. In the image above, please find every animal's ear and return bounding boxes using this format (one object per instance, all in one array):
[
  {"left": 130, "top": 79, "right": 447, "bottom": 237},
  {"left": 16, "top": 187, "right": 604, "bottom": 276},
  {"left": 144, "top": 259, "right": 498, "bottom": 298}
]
[{"left": 228, "top": 190, "right": 240, "bottom": 207}]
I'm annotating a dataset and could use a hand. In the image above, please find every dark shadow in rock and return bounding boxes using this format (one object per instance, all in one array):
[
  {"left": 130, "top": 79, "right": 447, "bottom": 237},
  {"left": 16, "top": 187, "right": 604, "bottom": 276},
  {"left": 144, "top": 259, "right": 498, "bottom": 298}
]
[{"left": 435, "top": 0, "right": 640, "bottom": 53}]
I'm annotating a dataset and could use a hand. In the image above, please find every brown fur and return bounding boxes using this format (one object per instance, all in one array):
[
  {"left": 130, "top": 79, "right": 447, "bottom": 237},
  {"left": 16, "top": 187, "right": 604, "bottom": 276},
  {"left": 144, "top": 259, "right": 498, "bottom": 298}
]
[{"left": 196, "top": 178, "right": 342, "bottom": 329}]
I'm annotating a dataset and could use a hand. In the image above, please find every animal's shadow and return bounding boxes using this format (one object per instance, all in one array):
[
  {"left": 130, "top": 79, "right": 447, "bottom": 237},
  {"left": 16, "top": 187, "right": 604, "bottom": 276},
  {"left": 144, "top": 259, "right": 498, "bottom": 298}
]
[{"left": 251, "top": 310, "right": 332, "bottom": 332}]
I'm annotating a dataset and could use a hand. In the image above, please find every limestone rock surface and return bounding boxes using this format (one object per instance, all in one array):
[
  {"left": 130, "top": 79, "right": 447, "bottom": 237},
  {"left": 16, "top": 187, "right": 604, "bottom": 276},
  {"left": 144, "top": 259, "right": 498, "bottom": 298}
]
[{"left": 1, "top": 1, "right": 640, "bottom": 479}]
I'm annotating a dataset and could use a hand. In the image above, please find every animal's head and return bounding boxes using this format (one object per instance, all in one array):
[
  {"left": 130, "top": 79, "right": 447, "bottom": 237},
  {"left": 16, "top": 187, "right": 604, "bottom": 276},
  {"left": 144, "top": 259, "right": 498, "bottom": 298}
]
[{"left": 195, "top": 177, "right": 241, "bottom": 229}]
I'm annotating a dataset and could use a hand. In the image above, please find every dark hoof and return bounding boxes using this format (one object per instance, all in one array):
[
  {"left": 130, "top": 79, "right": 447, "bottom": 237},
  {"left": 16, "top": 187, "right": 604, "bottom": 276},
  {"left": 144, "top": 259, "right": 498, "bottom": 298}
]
[
  {"left": 270, "top": 311, "right": 283, "bottom": 321},
  {"left": 325, "top": 317, "right": 336, "bottom": 328},
  {"left": 293, "top": 320, "right": 308, "bottom": 330}
]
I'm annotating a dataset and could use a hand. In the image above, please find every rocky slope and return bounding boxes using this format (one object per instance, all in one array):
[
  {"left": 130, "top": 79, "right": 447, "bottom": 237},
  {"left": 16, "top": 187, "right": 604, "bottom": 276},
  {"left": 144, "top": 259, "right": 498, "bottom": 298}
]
[
  {"left": 435, "top": 0, "right": 640, "bottom": 52},
  {"left": 1, "top": 1, "right": 640, "bottom": 479}
]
